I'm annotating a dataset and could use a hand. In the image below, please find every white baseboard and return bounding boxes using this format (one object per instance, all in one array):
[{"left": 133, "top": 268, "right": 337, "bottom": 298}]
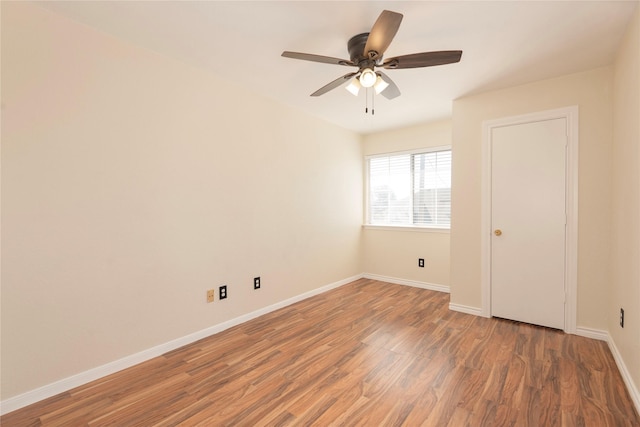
[
  {"left": 6, "top": 274, "right": 638, "bottom": 420},
  {"left": 574, "top": 326, "right": 639, "bottom": 415},
  {"left": 362, "top": 274, "right": 478, "bottom": 317},
  {"left": 363, "top": 273, "right": 450, "bottom": 293},
  {"left": 448, "top": 303, "right": 484, "bottom": 316},
  {"left": 575, "top": 326, "right": 609, "bottom": 341},
  {"left": 363, "top": 275, "right": 483, "bottom": 317},
  {"left": 605, "top": 333, "right": 640, "bottom": 416},
  {"left": 0, "top": 273, "right": 363, "bottom": 416}
]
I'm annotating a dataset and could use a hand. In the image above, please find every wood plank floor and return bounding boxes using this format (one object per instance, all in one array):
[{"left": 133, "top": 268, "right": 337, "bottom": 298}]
[{"left": 3, "top": 278, "right": 639, "bottom": 426}]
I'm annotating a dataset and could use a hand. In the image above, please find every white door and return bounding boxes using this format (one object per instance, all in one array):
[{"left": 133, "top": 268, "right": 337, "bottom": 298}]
[{"left": 491, "top": 118, "right": 567, "bottom": 330}]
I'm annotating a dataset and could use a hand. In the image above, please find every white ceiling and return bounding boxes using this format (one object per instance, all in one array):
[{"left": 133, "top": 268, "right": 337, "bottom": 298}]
[{"left": 36, "top": 1, "right": 638, "bottom": 134}]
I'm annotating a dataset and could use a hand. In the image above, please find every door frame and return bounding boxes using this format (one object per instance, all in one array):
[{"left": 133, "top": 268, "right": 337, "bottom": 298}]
[{"left": 480, "top": 106, "right": 579, "bottom": 334}]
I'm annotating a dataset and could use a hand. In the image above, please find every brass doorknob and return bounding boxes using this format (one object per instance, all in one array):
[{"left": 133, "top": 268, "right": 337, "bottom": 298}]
[{"left": 494, "top": 229, "right": 502, "bottom": 236}]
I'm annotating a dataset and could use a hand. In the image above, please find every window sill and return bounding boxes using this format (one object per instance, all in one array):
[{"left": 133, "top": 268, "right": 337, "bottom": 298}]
[{"left": 362, "top": 224, "right": 450, "bottom": 234}]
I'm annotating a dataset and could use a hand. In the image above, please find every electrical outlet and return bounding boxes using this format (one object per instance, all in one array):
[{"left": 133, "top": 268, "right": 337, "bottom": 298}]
[
  {"left": 219, "top": 285, "right": 227, "bottom": 300},
  {"left": 206, "top": 289, "right": 215, "bottom": 303},
  {"left": 620, "top": 308, "right": 624, "bottom": 328},
  {"left": 418, "top": 258, "right": 425, "bottom": 268},
  {"left": 254, "top": 277, "right": 261, "bottom": 290}
]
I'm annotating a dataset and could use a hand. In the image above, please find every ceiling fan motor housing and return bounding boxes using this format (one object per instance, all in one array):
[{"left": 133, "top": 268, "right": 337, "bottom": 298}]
[{"left": 348, "top": 33, "right": 375, "bottom": 64}]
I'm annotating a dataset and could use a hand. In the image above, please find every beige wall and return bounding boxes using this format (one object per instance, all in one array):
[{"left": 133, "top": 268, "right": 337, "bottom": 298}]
[
  {"left": 450, "top": 66, "right": 614, "bottom": 330},
  {"left": 362, "top": 120, "right": 451, "bottom": 288},
  {"left": 611, "top": 5, "right": 640, "bottom": 395},
  {"left": 1, "top": 3, "right": 362, "bottom": 400}
]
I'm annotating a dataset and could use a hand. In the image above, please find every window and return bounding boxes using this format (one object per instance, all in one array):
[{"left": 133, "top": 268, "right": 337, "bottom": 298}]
[{"left": 366, "top": 148, "right": 451, "bottom": 228}]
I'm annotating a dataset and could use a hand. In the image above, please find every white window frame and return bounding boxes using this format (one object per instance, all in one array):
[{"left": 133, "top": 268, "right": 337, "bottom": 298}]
[{"left": 364, "top": 146, "right": 451, "bottom": 232}]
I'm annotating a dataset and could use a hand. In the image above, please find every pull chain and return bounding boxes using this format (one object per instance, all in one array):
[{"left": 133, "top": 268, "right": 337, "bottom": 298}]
[
  {"left": 365, "top": 87, "right": 368, "bottom": 114},
  {"left": 364, "top": 88, "right": 375, "bottom": 115},
  {"left": 372, "top": 89, "right": 375, "bottom": 115}
]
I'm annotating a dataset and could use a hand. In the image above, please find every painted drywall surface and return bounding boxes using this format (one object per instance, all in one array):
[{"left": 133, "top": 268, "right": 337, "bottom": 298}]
[
  {"left": 362, "top": 120, "right": 451, "bottom": 286},
  {"left": 362, "top": 229, "right": 450, "bottom": 286},
  {"left": 611, "top": 5, "right": 640, "bottom": 394},
  {"left": 362, "top": 119, "right": 452, "bottom": 155},
  {"left": 451, "top": 66, "right": 614, "bottom": 330},
  {"left": 1, "top": 3, "right": 362, "bottom": 400}
]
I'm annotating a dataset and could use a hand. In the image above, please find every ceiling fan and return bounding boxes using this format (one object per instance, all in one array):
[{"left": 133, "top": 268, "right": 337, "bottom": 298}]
[{"left": 282, "top": 10, "right": 462, "bottom": 100}]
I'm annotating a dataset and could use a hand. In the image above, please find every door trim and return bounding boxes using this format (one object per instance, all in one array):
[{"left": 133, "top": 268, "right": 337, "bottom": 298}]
[{"left": 481, "top": 106, "right": 579, "bottom": 334}]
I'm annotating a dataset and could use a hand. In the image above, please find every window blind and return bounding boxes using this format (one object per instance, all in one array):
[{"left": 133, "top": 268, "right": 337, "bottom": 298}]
[{"left": 367, "top": 149, "right": 451, "bottom": 228}]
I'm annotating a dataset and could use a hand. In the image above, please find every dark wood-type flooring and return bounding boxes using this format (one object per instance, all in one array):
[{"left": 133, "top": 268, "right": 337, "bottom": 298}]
[{"left": 3, "top": 278, "right": 639, "bottom": 426}]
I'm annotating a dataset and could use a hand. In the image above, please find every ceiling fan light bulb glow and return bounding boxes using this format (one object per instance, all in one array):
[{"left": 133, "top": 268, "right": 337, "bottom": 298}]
[
  {"left": 374, "top": 75, "right": 389, "bottom": 94},
  {"left": 359, "top": 68, "right": 377, "bottom": 88},
  {"left": 345, "top": 78, "right": 361, "bottom": 96}
]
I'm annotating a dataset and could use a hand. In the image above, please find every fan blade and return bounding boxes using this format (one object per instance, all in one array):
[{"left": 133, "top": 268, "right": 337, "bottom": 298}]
[
  {"left": 382, "top": 50, "right": 462, "bottom": 69},
  {"left": 311, "top": 72, "right": 358, "bottom": 96},
  {"left": 282, "top": 51, "right": 355, "bottom": 66},
  {"left": 377, "top": 72, "right": 401, "bottom": 100},
  {"left": 363, "top": 10, "right": 403, "bottom": 60}
]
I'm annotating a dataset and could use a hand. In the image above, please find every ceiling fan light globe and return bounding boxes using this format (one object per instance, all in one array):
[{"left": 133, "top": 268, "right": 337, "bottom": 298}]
[
  {"left": 359, "top": 68, "right": 377, "bottom": 88},
  {"left": 374, "top": 75, "right": 389, "bottom": 94},
  {"left": 345, "top": 78, "right": 361, "bottom": 96}
]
